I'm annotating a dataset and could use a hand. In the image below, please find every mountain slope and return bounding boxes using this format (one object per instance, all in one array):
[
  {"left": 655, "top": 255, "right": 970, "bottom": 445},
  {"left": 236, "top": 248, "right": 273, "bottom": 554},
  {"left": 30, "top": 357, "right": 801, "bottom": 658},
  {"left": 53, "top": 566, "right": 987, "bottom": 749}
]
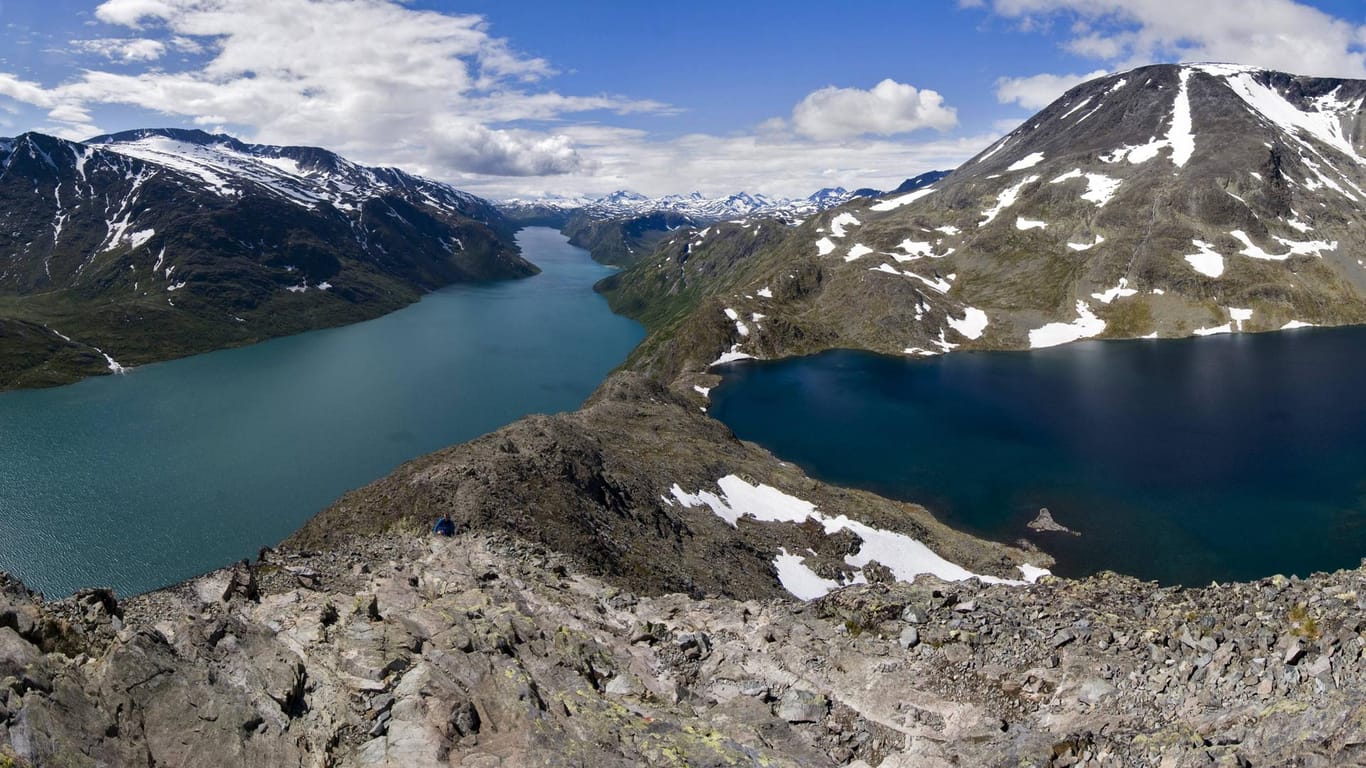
[
  {"left": 0, "top": 129, "right": 535, "bottom": 389},
  {"left": 601, "top": 64, "right": 1366, "bottom": 375}
]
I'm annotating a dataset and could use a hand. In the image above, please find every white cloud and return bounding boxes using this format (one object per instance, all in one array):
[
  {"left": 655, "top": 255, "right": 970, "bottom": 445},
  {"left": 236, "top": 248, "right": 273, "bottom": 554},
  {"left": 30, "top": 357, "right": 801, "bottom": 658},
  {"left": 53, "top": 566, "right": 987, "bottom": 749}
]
[
  {"left": 0, "top": 0, "right": 668, "bottom": 180},
  {"left": 457, "top": 125, "right": 995, "bottom": 201},
  {"left": 429, "top": 124, "right": 587, "bottom": 177},
  {"left": 976, "top": 0, "right": 1366, "bottom": 77},
  {"left": 0, "top": 1, "right": 1000, "bottom": 199},
  {"left": 790, "top": 79, "right": 957, "bottom": 140},
  {"left": 995, "top": 69, "right": 1107, "bottom": 109},
  {"left": 71, "top": 37, "right": 167, "bottom": 62}
]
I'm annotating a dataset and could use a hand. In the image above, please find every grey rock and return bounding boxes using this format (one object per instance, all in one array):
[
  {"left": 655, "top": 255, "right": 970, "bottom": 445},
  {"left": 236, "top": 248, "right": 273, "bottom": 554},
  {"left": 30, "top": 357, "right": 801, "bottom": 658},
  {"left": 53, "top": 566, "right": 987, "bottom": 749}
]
[{"left": 777, "top": 688, "right": 829, "bottom": 723}]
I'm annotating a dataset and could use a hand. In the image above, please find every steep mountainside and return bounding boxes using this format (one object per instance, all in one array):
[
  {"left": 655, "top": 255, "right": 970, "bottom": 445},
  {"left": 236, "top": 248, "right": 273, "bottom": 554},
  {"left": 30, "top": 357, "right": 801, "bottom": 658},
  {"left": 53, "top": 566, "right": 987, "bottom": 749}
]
[
  {"left": 601, "top": 64, "right": 1366, "bottom": 375},
  {"left": 0, "top": 129, "right": 534, "bottom": 389}
]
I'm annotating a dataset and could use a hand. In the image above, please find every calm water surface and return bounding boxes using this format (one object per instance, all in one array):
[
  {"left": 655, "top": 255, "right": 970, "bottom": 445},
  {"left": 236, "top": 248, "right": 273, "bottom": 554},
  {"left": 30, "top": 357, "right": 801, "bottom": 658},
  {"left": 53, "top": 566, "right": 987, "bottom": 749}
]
[
  {"left": 0, "top": 228, "right": 642, "bottom": 597},
  {"left": 710, "top": 330, "right": 1366, "bottom": 585}
]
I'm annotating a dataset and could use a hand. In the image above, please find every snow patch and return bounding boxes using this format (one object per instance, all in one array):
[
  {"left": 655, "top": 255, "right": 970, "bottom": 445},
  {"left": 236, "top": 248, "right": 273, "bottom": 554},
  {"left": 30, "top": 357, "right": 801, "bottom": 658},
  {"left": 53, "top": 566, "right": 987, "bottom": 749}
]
[
  {"left": 1230, "top": 229, "right": 1337, "bottom": 261},
  {"left": 1185, "top": 240, "right": 1225, "bottom": 277},
  {"left": 815, "top": 237, "right": 836, "bottom": 256},
  {"left": 870, "top": 187, "right": 936, "bottom": 212},
  {"left": 671, "top": 476, "right": 1037, "bottom": 598},
  {"left": 1007, "top": 152, "right": 1045, "bottom": 171},
  {"left": 947, "top": 307, "right": 988, "bottom": 340},
  {"left": 1090, "top": 278, "right": 1137, "bottom": 304},
  {"left": 1028, "top": 301, "right": 1106, "bottom": 348},
  {"left": 1016, "top": 217, "right": 1047, "bottom": 231},
  {"left": 711, "top": 345, "right": 755, "bottom": 366},
  {"left": 1067, "top": 235, "right": 1105, "bottom": 251},
  {"left": 845, "top": 243, "right": 874, "bottom": 261},
  {"left": 829, "top": 212, "right": 860, "bottom": 238},
  {"left": 979, "top": 175, "right": 1039, "bottom": 227},
  {"left": 1050, "top": 169, "right": 1122, "bottom": 206},
  {"left": 1194, "top": 323, "right": 1233, "bottom": 336},
  {"left": 774, "top": 550, "right": 842, "bottom": 600},
  {"left": 1168, "top": 69, "right": 1195, "bottom": 167}
]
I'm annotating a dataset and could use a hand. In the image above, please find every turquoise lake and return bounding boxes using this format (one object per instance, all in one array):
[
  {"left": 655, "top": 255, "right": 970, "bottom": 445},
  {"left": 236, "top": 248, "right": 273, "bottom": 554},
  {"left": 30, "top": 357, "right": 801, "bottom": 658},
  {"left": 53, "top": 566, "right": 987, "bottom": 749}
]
[
  {"left": 0, "top": 228, "right": 643, "bottom": 597},
  {"left": 710, "top": 331, "right": 1366, "bottom": 586}
]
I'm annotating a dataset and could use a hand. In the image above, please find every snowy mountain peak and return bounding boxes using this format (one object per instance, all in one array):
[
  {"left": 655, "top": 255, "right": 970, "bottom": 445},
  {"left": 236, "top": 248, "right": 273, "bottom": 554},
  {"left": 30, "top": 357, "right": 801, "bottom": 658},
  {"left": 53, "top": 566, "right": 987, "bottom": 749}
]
[{"left": 83, "top": 128, "right": 484, "bottom": 217}]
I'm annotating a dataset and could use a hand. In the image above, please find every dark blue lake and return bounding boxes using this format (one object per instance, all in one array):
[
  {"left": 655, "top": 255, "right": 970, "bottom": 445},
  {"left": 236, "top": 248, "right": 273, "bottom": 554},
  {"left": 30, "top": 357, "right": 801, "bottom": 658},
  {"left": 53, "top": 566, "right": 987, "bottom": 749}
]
[
  {"left": 0, "top": 228, "right": 642, "bottom": 597},
  {"left": 710, "top": 330, "right": 1366, "bottom": 585}
]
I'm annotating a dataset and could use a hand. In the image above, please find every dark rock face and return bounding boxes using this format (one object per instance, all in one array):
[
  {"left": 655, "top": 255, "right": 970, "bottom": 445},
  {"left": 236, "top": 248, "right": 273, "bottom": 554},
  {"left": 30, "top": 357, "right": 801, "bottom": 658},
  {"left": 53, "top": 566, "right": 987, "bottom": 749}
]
[
  {"left": 0, "top": 129, "right": 535, "bottom": 390},
  {"left": 601, "top": 64, "right": 1366, "bottom": 375}
]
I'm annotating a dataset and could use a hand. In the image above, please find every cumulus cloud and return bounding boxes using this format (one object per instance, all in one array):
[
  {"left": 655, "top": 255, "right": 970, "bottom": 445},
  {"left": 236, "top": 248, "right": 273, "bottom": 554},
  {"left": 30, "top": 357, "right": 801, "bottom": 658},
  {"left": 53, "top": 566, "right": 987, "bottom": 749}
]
[
  {"left": 0, "top": 0, "right": 669, "bottom": 178},
  {"left": 973, "top": 0, "right": 1366, "bottom": 77},
  {"left": 995, "top": 69, "right": 1108, "bottom": 109},
  {"left": 790, "top": 79, "right": 957, "bottom": 140},
  {"left": 0, "top": 0, "right": 1001, "bottom": 198},
  {"left": 458, "top": 124, "right": 996, "bottom": 201},
  {"left": 71, "top": 37, "right": 167, "bottom": 62},
  {"left": 429, "top": 125, "right": 587, "bottom": 177}
]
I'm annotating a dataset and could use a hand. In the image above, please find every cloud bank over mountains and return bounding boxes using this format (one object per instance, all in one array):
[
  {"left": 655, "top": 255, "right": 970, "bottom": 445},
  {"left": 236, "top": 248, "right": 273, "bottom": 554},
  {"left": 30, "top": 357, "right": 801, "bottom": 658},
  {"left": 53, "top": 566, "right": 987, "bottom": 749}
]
[{"left": 0, "top": 0, "right": 1361, "bottom": 198}]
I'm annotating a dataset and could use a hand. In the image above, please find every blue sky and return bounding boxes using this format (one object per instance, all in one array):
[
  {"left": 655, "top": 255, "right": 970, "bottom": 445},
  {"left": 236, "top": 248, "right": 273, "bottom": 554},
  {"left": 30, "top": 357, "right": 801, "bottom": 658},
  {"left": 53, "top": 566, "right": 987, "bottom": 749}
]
[{"left": 1, "top": 0, "right": 1364, "bottom": 199}]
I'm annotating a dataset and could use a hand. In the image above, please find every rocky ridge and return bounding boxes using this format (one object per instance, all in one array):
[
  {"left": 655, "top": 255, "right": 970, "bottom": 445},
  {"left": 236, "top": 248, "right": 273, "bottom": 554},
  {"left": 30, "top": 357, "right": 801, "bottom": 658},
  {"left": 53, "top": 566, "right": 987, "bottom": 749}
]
[{"left": 6, "top": 527, "right": 1366, "bottom": 767}]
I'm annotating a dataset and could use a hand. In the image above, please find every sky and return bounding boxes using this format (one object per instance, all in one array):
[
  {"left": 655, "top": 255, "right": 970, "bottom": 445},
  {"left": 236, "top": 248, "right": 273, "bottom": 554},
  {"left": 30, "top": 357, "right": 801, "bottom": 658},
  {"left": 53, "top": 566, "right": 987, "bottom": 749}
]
[{"left": 0, "top": 0, "right": 1364, "bottom": 200}]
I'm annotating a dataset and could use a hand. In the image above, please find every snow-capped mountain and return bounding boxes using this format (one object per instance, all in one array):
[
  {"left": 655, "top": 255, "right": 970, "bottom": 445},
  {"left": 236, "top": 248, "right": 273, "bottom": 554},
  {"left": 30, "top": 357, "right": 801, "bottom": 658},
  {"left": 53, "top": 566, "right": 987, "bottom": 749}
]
[
  {"left": 86, "top": 128, "right": 499, "bottom": 222},
  {"left": 500, "top": 186, "right": 886, "bottom": 225},
  {"left": 0, "top": 128, "right": 532, "bottom": 388},
  {"left": 604, "top": 64, "right": 1366, "bottom": 371}
]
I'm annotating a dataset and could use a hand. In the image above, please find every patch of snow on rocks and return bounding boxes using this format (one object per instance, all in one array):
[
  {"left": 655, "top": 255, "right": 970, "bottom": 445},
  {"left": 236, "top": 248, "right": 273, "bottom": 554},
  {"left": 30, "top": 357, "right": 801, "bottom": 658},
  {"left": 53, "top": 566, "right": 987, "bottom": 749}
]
[
  {"left": 1028, "top": 301, "right": 1106, "bottom": 348},
  {"left": 773, "top": 549, "right": 842, "bottom": 600},
  {"left": 829, "top": 212, "right": 860, "bottom": 238},
  {"left": 845, "top": 243, "right": 874, "bottom": 262},
  {"left": 1230, "top": 230, "right": 1337, "bottom": 261},
  {"left": 1168, "top": 68, "right": 1195, "bottom": 167},
  {"left": 870, "top": 187, "right": 936, "bottom": 212},
  {"left": 1016, "top": 217, "right": 1047, "bottom": 231},
  {"left": 1067, "top": 235, "right": 1105, "bottom": 251},
  {"left": 1194, "top": 323, "right": 1233, "bottom": 336},
  {"left": 815, "top": 237, "right": 836, "bottom": 256},
  {"left": 710, "top": 345, "right": 755, "bottom": 367},
  {"left": 1050, "top": 169, "right": 1122, "bottom": 206},
  {"left": 1229, "top": 307, "right": 1253, "bottom": 330},
  {"left": 1090, "top": 278, "right": 1137, "bottom": 304},
  {"left": 979, "top": 175, "right": 1039, "bottom": 227},
  {"left": 1185, "top": 240, "right": 1225, "bottom": 277},
  {"left": 947, "top": 307, "right": 988, "bottom": 340},
  {"left": 1007, "top": 152, "right": 1045, "bottom": 171},
  {"left": 672, "top": 476, "right": 1037, "bottom": 598}
]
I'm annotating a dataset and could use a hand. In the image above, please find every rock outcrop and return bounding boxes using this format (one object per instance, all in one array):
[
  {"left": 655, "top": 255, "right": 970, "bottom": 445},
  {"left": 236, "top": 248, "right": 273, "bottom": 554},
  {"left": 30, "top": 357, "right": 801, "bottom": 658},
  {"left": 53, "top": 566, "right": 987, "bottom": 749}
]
[{"left": 6, "top": 529, "right": 1366, "bottom": 767}]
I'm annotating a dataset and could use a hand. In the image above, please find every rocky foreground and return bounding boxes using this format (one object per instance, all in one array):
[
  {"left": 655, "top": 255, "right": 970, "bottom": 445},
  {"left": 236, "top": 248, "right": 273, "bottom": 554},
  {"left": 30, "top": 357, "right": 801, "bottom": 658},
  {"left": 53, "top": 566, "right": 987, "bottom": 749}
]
[
  {"left": 5, "top": 527, "right": 1366, "bottom": 767},
  {"left": 5, "top": 372, "right": 1366, "bottom": 767}
]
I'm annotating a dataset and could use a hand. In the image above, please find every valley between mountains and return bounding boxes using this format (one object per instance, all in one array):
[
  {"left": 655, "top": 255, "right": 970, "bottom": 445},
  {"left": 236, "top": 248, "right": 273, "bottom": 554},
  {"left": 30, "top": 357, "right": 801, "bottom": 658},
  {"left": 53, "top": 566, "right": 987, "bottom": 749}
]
[{"left": 7, "top": 64, "right": 1366, "bottom": 766}]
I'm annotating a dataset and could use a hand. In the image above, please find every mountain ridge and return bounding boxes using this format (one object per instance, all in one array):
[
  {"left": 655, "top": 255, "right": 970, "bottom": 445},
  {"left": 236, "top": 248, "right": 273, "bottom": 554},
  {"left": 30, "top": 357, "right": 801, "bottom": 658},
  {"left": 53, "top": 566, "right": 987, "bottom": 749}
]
[
  {"left": 0, "top": 128, "right": 533, "bottom": 389},
  {"left": 598, "top": 63, "right": 1366, "bottom": 377}
]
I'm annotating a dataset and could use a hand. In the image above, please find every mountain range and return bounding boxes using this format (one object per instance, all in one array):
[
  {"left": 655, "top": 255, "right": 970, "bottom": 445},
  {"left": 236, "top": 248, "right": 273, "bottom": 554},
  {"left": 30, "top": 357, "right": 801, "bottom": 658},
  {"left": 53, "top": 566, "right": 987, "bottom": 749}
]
[
  {"left": 9, "top": 63, "right": 1366, "bottom": 767},
  {"left": 0, "top": 128, "right": 532, "bottom": 389},
  {"left": 499, "top": 171, "right": 950, "bottom": 226},
  {"left": 598, "top": 64, "right": 1366, "bottom": 376}
]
